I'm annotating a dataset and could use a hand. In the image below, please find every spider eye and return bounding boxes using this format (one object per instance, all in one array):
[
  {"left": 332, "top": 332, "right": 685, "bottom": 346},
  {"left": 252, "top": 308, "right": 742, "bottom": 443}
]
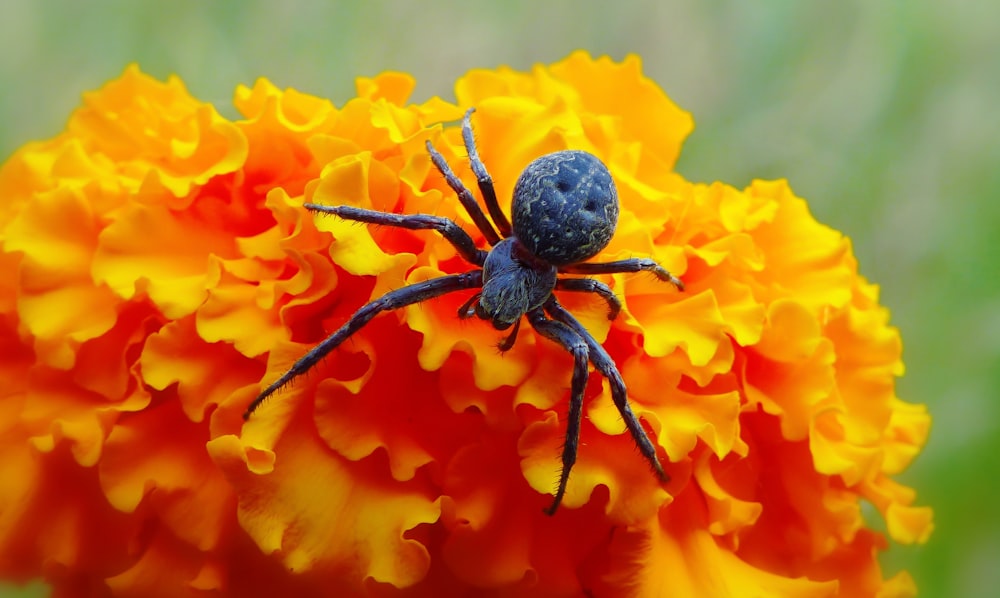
[{"left": 510, "top": 150, "right": 619, "bottom": 266}]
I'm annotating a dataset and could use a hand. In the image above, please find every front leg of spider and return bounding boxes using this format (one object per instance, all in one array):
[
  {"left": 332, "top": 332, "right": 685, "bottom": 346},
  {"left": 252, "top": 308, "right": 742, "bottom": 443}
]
[{"left": 243, "top": 271, "right": 483, "bottom": 418}]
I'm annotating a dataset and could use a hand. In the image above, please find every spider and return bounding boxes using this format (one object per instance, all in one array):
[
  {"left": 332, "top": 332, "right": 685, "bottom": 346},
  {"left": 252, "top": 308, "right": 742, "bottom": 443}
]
[{"left": 243, "top": 108, "right": 684, "bottom": 514}]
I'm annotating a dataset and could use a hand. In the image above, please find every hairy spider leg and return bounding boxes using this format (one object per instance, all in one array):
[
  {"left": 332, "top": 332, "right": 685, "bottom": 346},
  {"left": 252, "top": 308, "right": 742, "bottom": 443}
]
[
  {"left": 454, "top": 289, "right": 520, "bottom": 351},
  {"left": 560, "top": 258, "right": 685, "bottom": 291},
  {"left": 426, "top": 139, "right": 503, "bottom": 246},
  {"left": 526, "top": 308, "right": 590, "bottom": 515},
  {"left": 243, "top": 270, "right": 484, "bottom": 419},
  {"left": 543, "top": 297, "right": 667, "bottom": 482},
  {"left": 460, "top": 108, "right": 512, "bottom": 237},
  {"left": 303, "top": 204, "right": 487, "bottom": 267},
  {"left": 554, "top": 278, "right": 622, "bottom": 320},
  {"left": 456, "top": 292, "right": 481, "bottom": 319},
  {"left": 497, "top": 318, "right": 521, "bottom": 352}
]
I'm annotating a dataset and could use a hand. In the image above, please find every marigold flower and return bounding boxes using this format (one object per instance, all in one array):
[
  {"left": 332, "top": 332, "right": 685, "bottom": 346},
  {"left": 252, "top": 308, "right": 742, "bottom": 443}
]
[{"left": 0, "top": 52, "right": 932, "bottom": 596}]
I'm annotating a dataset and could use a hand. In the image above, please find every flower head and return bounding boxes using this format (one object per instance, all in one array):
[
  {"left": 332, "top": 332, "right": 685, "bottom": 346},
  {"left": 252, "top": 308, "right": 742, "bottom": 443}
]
[{"left": 0, "top": 52, "right": 931, "bottom": 596}]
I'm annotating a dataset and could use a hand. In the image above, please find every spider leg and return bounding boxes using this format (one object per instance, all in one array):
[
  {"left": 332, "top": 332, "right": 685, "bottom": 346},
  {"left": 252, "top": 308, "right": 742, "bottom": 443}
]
[
  {"left": 305, "top": 203, "right": 487, "bottom": 267},
  {"left": 457, "top": 292, "right": 481, "bottom": 319},
  {"left": 559, "top": 258, "right": 685, "bottom": 291},
  {"left": 526, "top": 308, "right": 589, "bottom": 515},
  {"left": 497, "top": 318, "right": 521, "bottom": 352},
  {"left": 425, "top": 139, "right": 503, "bottom": 246},
  {"left": 243, "top": 270, "right": 483, "bottom": 419},
  {"left": 543, "top": 296, "right": 667, "bottom": 482},
  {"left": 461, "top": 108, "right": 513, "bottom": 237},
  {"left": 555, "top": 278, "right": 621, "bottom": 320}
]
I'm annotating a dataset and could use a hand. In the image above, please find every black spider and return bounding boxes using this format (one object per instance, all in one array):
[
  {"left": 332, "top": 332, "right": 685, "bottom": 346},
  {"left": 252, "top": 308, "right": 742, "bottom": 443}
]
[{"left": 243, "top": 108, "right": 684, "bottom": 514}]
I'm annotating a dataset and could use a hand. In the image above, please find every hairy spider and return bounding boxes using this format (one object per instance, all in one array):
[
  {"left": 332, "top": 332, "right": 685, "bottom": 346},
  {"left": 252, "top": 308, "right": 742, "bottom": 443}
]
[{"left": 243, "top": 108, "right": 684, "bottom": 514}]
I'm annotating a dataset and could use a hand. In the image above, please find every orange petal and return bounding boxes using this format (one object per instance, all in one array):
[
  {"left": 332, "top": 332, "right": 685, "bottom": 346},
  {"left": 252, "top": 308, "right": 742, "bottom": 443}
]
[
  {"left": 311, "top": 315, "right": 482, "bottom": 482},
  {"left": 100, "top": 399, "right": 234, "bottom": 552},
  {"left": 69, "top": 64, "right": 247, "bottom": 198},
  {"left": 518, "top": 410, "right": 675, "bottom": 522},
  {"left": 4, "top": 186, "right": 120, "bottom": 369},
  {"left": 585, "top": 493, "right": 839, "bottom": 598},
  {"left": 211, "top": 412, "right": 439, "bottom": 589},
  {"left": 141, "top": 317, "right": 260, "bottom": 422},
  {"left": 442, "top": 432, "right": 614, "bottom": 595}
]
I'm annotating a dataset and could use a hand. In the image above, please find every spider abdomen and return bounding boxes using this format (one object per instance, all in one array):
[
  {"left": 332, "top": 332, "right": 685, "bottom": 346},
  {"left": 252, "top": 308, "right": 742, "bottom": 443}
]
[{"left": 511, "top": 150, "right": 619, "bottom": 266}]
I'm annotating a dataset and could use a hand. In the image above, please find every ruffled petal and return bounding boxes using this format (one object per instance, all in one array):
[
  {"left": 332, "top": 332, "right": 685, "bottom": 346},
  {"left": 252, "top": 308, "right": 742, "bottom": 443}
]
[
  {"left": 585, "top": 493, "right": 840, "bottom": 598},
  {"left": 210, "top": 424, "right": 439, "bottom": 590}
]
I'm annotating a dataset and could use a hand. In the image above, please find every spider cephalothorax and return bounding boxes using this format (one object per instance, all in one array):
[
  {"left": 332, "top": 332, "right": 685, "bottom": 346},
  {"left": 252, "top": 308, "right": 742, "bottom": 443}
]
[{"left": 244, "top": 108, "right": 684, "bottom": 514}]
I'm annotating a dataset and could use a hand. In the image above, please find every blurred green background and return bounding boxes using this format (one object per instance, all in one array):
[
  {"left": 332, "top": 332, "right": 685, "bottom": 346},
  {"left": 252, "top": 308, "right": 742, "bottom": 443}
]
[{"left": 1, "top": 1, "right": 996, "bottom": 596}]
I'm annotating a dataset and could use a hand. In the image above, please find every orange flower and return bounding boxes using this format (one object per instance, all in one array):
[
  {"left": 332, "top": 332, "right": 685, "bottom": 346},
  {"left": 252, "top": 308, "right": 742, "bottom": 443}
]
[{"left": 0, "top": 52, "right": 931, "bottom": 596}]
